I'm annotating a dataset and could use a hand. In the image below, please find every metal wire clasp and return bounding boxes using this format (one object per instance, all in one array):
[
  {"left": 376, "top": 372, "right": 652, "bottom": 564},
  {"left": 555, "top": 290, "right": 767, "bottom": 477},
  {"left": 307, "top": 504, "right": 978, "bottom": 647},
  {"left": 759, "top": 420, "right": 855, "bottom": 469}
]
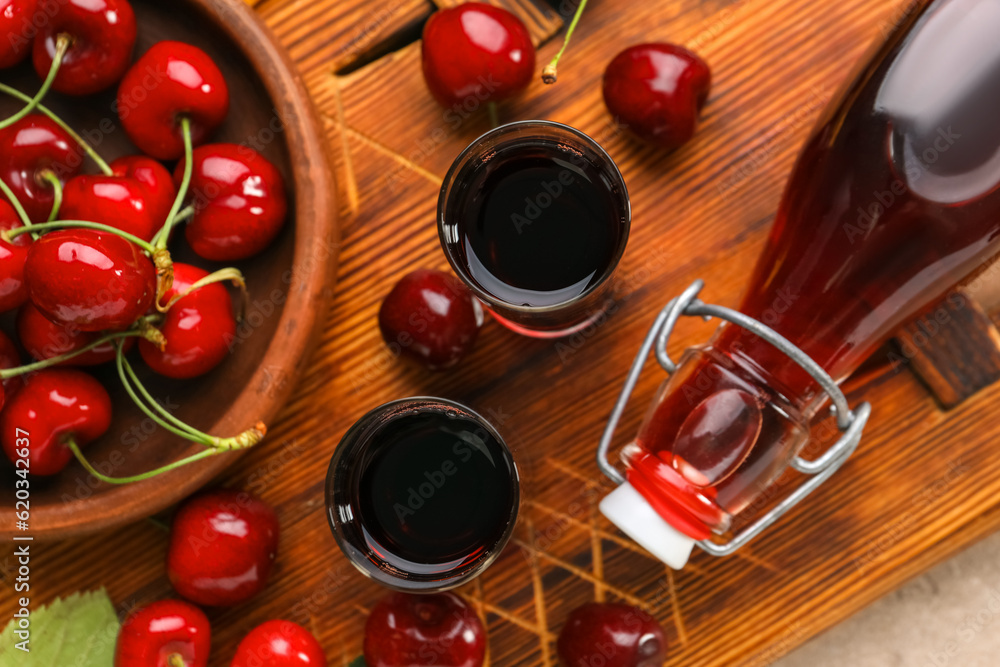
[{"left": 597, "top": 280, "right": 872, "bottom": 557}]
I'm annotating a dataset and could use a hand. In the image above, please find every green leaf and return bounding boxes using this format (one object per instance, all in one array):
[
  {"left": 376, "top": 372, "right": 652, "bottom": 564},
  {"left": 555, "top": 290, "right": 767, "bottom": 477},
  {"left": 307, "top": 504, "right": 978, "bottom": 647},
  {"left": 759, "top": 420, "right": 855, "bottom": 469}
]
[
  {"left": 347, "top": 657, "right": 368, "bottom": 667},
  {"left": 0, "top": 589, "right": 119, "bottom": 667}
]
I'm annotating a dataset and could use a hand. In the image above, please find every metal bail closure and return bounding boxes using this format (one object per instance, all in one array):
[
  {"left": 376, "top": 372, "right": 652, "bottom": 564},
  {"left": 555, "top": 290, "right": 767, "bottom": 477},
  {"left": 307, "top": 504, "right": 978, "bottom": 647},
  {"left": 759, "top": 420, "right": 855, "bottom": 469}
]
[{"left": 597, "top": 280, "right": 872, "bottom": 558}]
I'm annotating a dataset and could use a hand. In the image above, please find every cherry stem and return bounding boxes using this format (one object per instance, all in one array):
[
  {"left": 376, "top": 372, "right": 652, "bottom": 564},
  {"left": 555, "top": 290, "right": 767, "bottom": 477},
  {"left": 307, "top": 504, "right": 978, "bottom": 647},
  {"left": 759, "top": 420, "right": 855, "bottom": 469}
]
[
  {"left": 0, "top": 82, "right": 114, "bottom": 175},
  {"left": 0, "top": 34, "right": 70, "bottom": 130},
  {"left": 3, "top": 220, "right": 156, "bottom": 254},
  {"left": 148, "top": 119, "right": 193, "bottom": 303},
  {"left": 0, "top": 176, "right": 32, "bottom": 229},
  {"left": 66, "top": 436, "right": 220, "bottom": 485},
  {"left": 115, "top": 342, "right": 267, "bottom": 452},
  {"left": 167, "top": 654, "right": 188, "bottom": 667},
  {"left": 158, "top": 267, "right": 246, "bottom": 314},
  {"left": 137, "top": 317, "right": 167, "bottom": 350},
  {"left": 542, "top": 0, "right": 589, "bottom": 84},
  {"left": 0, "top": 331, "right": 142, "bottom": 379},
  {"left": 113, "top": 342, "right": 216, "bottom": 446},
  {"left": 175, "top": 205, "right": 195, "bottom": 222},
  {"left": 156, "top": 117, "right": 194, "bottom": 251},
  {"left": 149, "top": 206, "right": 193, "bottom": 247},
  {"left": 145, "top": 516, "right": 170, "bottom": 532},
  {"left": 39, "top": 170, "right": 62, "bottom": 225},
  {"left": 487, "top": 102, "right": 499, "bottom": 129},
  {"left": 154, "top": 248, "right": 174, "bottom": 306}
]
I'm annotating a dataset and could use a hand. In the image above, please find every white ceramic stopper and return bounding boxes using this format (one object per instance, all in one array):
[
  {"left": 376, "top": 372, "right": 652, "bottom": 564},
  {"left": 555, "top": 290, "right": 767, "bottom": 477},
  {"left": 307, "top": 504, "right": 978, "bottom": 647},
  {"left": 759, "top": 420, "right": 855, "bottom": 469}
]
[{"left": 600, "top": 482, "right": 696, "bottom": 569}]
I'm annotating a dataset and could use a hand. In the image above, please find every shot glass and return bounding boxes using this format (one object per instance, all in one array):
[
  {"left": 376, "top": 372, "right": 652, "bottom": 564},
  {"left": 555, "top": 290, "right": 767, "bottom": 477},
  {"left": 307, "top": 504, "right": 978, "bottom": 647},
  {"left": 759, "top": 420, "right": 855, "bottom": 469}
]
[
  {"left": 326, "top": 397, "right": 519, "bottom": 592},
  {"left": 438, "top": 120, "right": 630, "bottom": 338}
]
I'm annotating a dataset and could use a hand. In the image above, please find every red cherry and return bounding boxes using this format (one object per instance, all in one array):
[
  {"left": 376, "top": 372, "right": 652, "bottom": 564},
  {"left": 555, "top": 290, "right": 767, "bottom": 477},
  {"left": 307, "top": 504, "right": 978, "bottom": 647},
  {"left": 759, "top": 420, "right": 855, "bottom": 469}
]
[
  {"left": 0, "top": 200, "right": 31, "bottom": 313},
  {"left": 230, "top": 620, "right": 327, "bottom": 667},
  {"left": 0, "top": 113, "right": 83, "bottom": 223},
  {"left": 0, "top": 367, "right": 112, "bottom": 476},
  {"left": 378, "top": 269, "right": 482, "bottom": 371},
  {"left": 111, "top": 155, "right": 177, "bottom": 226},
  {"left": 118, "top": 41, "right": 229, "bottom": 160},
  {"left": 24, "top": 228, "right": 155, "bottom": 332},
  {"left": 174, "top": 143, "right": 287, "bottom": 261},
  {"left": 17, "top": 301, "right": 134, "bottom": 366},
  {"left": 557, "top": 603, "right": 666, "bottom": 667},
  {"left": 364, "top": 592, "right": 486, "bottom": 667},
  {"left": 0, "top": 0, "right": 37, "bottom": 69},
  {"left": 139, "top": 263, "right": 235, "bottom": 379},
  {"left": 0, "top": 329, "right": 22, "bottom": 407},
  {"left": 421, "top": 3, "right": 534, "bottom": 109},
  {"left": 60, "top": 157, "right": 176, "bottom": 241},
  {"left": 602, "top": 44, "right": 712, "bottom": 151},
  {"left": 115, "top": 599, "right": 211, "bottom": 667},
  {"left": 167, "top": 489, "right": 280, "bottom": 607},
  {"left": 32, "top": 0, "right": 137, "bottom": 96}
]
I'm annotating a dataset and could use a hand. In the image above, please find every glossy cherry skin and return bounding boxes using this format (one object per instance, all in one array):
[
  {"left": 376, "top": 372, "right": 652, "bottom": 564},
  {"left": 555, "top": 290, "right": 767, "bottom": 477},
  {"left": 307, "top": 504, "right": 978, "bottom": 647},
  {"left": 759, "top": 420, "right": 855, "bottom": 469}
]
[
  {"left": 60, "top": 176, "right": 159, "bottom": 242},
  {"left": 60, "top": 155, "right": 175, "bottom": 242},
  {"left": 115, "top": 599, "right": 211, "bottom": 667},
  {"left": 0, "top": 0, "right": 37, "bottom": 69},
  {"left": 0, "top": 368, "right": 112, "bottom": 476},
  {"left": 111, "top": 155, "right": 177, "bottom": 227},
  {"left": 557, "top": 603, "right": 666, "bottom": 667},
  {"left": 378, "top": 269, "right": 482, "bottom": 371},
  {"left": 603, "top": 44, "right": 712, "bottom": 151},
  {"left": 0, "top": 200, "right": 31, "bottom": 313},
  {"left": 0, "top": 329, "right": 22, "bottom": 407},
  {"left": 139, "top": 263, "right": 235, "bottom": 379},
  {"left": 18, "top": 301, "right": 134, "bottom": 366},
  {"left": 175, "top": 143, "right": 287, "bottom": 261},
  {"left": 32, "top": 0, "right": 137, "bottom": 96},
  {"left": 24, "top": 228, "right": 156, "bottom": 332},
  {"left": 421, "top": 3, "right": 534, "bottom": 109},
  {"left": 167, "top": 489, "right": 280, "bottom": 607},
  {"left": 118, "top": 41, "right": 230, "bottom": 160},
  {"left": 0, "top": 113, "right": 83, "bottom": 223},
  {"left": 231, "top": 620, "right": 327, "bottom": 667},
  {"left": 364, "top": 592, "right": 486, "bottom": 667}
]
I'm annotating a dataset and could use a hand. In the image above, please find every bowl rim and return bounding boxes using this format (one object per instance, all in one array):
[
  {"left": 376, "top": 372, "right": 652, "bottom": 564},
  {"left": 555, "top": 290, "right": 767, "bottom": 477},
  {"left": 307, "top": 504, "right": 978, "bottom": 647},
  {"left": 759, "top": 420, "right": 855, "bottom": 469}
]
[{"left": 0, "top": 0, "right": 339, "bottom": 541}]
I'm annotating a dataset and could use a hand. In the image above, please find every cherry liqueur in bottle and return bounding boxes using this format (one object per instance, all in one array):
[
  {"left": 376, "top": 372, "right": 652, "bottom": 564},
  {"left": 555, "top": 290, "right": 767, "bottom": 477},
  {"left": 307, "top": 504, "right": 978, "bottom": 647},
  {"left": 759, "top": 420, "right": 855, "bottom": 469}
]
[{"left": 601, "top": 0, "right": 1000, "bottom": 567}]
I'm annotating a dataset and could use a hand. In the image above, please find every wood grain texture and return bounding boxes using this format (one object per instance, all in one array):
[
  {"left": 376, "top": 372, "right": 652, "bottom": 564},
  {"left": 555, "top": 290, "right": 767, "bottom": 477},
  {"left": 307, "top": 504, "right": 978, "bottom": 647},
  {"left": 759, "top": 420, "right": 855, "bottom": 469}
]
[
  {"left": 963, "top": 255, "right": 1000, "bottom": 314},
  {"left": 257, "top": 0, "right": 435, "bottom": 74},
  {"left": 2, "top": 0, "right": 1000, "bottom": 666},
  {"left": 895, "top": 291, "right": 1000, "bottom": 409}
]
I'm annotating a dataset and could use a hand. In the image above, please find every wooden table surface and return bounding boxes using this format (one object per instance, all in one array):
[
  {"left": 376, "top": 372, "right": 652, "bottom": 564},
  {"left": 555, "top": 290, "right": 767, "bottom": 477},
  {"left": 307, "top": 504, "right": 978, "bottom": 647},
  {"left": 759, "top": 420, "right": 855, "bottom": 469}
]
[{"left": 6, "top": 0, "right": 1000, "bottom": 665}]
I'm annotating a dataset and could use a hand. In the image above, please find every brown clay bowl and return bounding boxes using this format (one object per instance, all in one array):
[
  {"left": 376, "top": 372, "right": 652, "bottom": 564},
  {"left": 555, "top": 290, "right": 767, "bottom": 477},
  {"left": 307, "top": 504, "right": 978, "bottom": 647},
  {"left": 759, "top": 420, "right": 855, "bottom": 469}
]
[{"left": 0, "top": 0, "right": 337, "bottom": 539}]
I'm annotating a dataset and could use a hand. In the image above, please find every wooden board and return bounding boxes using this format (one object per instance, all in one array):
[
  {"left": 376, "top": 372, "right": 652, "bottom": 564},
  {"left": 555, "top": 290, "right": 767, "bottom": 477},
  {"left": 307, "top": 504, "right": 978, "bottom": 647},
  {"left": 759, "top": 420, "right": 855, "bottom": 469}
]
[{"left": 4, "top": 0, "right": 1000, "bottom": 665}]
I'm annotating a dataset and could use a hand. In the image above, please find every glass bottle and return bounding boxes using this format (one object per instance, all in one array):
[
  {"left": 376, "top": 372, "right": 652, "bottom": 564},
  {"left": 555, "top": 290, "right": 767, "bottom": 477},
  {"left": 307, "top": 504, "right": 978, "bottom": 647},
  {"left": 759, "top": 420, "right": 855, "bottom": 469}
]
[{"left": 601, "top": 0, "right": 1000, "bottom": 567}]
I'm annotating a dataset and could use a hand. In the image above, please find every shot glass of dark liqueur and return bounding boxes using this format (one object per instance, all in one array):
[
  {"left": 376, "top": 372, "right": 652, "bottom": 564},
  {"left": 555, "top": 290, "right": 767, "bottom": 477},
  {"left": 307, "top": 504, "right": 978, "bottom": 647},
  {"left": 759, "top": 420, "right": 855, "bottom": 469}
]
[
  {"left": 326, "top": 398, "right": 519, "bottom": 592},
  {"left": 439, "top": 120, "right": 631, "bottom": 338}
]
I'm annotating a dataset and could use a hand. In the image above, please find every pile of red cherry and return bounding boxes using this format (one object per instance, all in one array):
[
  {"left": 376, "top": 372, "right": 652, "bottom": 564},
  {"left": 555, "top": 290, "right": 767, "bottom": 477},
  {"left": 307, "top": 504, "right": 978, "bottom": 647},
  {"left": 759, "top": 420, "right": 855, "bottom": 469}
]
[
  {"left": 0, "top": 0, "right": 287, "bottom": 480},
  {"left": 115, "top": 486, "right": 666, "bottom": 667},
  {"left": 1, "top": 1, "right": 700, "bottom": 665},
  {"left": 381, "top": 2, "right": 713, "bottom": 371}
]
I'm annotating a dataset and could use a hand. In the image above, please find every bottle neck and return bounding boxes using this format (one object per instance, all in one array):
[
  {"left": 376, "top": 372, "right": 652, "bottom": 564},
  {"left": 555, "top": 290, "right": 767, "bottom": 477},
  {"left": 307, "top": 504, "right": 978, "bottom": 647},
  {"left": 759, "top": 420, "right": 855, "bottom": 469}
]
[
  {"left": 629, "top": 342, "right": 811, "bottom": 533},
  {"left": 711, "top": 321, "right": 831, "bottom": 415}
]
